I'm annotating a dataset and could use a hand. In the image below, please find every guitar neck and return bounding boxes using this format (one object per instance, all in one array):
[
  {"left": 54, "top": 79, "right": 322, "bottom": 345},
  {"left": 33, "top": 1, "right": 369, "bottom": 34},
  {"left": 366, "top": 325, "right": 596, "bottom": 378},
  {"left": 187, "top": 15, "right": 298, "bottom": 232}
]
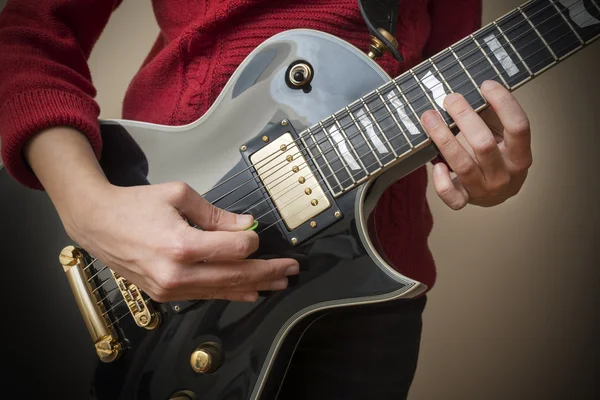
[{"left": 299, "top": 0, "right": 600, "bottom": 198}]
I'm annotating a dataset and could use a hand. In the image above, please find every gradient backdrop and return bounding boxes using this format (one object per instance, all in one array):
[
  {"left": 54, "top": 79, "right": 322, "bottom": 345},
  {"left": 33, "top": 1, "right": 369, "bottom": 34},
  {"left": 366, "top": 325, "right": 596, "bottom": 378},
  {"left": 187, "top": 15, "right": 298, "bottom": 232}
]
[{"left": 1, "top": 0, "right": 598, "bottom": 398}]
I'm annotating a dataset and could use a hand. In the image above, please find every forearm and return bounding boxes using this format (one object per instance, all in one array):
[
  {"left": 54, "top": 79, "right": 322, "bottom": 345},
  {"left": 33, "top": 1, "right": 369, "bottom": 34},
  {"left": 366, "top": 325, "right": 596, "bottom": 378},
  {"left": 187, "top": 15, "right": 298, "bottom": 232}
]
[
  {"left": 24, "top": 127, "right": 111, "bottom": 225},
  {"left": 0, "top": 0, "right": 119, "bottom": 189}
]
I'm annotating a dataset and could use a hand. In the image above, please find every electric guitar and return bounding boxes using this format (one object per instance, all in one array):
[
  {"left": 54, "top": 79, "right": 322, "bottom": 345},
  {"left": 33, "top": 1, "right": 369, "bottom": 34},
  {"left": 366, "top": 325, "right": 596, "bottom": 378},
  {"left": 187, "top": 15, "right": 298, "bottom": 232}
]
[{"left": 2, "top": 0, "right": 598, "bottom": 399}]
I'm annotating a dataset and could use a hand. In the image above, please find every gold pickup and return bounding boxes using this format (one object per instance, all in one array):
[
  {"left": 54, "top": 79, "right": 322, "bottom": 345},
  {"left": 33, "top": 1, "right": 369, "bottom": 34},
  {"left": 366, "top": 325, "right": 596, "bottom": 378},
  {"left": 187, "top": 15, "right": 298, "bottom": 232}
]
[{"left": 250, "top": 133, "right": 330, "bottom": 230}]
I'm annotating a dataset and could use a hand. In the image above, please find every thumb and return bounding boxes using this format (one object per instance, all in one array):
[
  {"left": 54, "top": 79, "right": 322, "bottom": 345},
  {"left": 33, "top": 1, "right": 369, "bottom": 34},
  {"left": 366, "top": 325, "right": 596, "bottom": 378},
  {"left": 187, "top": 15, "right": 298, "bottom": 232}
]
[{"left": 166, "top": 182, "right": 254, "bottom": 231}]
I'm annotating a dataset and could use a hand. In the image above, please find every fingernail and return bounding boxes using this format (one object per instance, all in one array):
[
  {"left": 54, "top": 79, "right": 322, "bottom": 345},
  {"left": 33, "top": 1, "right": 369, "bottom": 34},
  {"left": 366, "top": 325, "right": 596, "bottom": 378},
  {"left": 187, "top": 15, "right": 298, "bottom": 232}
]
[
  {"left": 237, "top": 214, "right": 254, "bottom": 228},
  {"left": 422, "top": 111, "right": 440, "bottom": 129},
  {"left": 481, "top": 80, "right": 499, "bottom": 91},
  {"left": 243, "top": 293, "right": 258, "bottom": 302},
  {"left": 285, "top": 264, "right": 299, "bottom": 276},
  {"left": 444, "top": 93, "right": 461, "bottom": 106},
  {"left": 271, "top": 278, "right": 288, "bottom": 290}
]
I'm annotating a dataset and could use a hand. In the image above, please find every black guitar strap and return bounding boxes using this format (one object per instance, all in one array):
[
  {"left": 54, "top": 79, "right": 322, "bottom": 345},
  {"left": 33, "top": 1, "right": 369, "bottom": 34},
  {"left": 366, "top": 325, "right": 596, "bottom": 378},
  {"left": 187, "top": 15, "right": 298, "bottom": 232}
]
[{"left": 358, "top": 0, "right": 403, "bottom": 61}]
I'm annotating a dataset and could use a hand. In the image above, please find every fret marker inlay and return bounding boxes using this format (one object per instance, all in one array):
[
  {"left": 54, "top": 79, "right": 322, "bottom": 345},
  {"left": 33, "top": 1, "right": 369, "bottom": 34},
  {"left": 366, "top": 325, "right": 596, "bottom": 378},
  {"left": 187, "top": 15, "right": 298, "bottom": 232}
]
[
  {"left": 559, "top": 0, "right": 600, "bottom": 28},
  {"left": 386, "top": 91, "right": 421, "bottom": 136},
  {"left": 355, "top": 109, "right": 389, "bottom": 154},
  {"left": 327, "top": 124, "right": 360, "bottom": 170},
  {"left": 421, "top": 71, "right": 448, "bottom": 110},
  {"left": 483, "top": 33, "right": 520, "bottom": 77}
]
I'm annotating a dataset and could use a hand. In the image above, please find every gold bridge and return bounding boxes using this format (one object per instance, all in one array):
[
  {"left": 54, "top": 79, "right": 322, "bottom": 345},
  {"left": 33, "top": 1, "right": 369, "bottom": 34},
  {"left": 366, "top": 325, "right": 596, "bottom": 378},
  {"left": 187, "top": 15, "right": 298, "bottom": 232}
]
[
  {"left": 250, "top": 133, "right": 330, "bottom": 230},
  {"left": 59, "top": 246, "right": 160, "bottom": 363},
  {"left": 111, "top": 270, "right": 160, "bottom": 330}
]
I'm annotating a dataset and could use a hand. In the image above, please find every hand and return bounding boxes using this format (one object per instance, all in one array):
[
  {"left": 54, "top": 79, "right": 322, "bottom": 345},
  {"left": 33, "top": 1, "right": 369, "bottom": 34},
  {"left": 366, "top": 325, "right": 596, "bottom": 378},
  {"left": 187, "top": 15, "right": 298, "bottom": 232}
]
[
  {"left": 65, "top": 182, "right": 299, "bottom": 303},
  {"left": 421, "top": 80, "right": 533, "bottom": 210}
]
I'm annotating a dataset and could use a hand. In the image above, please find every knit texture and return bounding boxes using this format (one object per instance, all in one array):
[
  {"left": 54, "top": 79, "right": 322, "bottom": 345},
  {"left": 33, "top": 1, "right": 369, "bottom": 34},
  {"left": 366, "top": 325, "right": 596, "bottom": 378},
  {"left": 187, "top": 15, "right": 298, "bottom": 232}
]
[{"left": 0, "top": 0, "right": 482, "bottom": 291}]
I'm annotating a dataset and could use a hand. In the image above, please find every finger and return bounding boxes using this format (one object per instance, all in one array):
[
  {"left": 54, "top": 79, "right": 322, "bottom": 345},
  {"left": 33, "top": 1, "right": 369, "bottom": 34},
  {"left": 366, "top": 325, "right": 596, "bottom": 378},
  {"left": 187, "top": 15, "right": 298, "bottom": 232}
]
[
  {"left": 432, "top": 162, "right": 469, "bottom": 210},
  {"left": 480, "top": 80, "right": 532, "bottom": 170},
  {"left": 164, "top": 182, "right": 254, "bottom": 231},
  {"left": 183, "top": 229, "right": 260, "bottom": 261},
  {"left": 422, "top": 110, "right": 483, "bottom": 187},
  {"left": 228, "top": 277, "right": 289, "bottom": 292},
  {"left": 181, "top": 258, "right": 299, "bottom": 288},
  {"left": 161, "top": 290, "right": 260, "bottom": 303},
  {"left": 152, "top": 278, "right": 288, "bottom": 302},
  {"left": 443, "top": 92, "right": 505, "bottom": 181}
]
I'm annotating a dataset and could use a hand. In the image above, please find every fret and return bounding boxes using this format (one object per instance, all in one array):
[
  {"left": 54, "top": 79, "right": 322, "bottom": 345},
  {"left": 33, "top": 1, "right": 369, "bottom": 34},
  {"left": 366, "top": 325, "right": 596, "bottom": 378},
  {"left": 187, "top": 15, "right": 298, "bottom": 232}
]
[
  {"left": 390, "top": 80, "right": 431, "bottom": 146},
  {"left": 496, "top": 10, "right": 555, "bottom": 74},
  {"left": 360, "top": 93, "right": 412, "bottom": 158},
  {"left": 551, "top": 0, "right": 585, "bottom": 45},
  {"left": 593, "top": 0, "right": 600, "bottom": 13},
  {"left": 300, "top": 130, "right": 341, "bottom": 195},
  {"left": 396, "top": 71, "right": 440, "bottom": 126},
  {"left": 453, "top": 36, "right": 506, "bottom": 93},
  {"left": 472, "top": 25, "right": 531, "bottom": 88},
  {"left": 431, "top": 62, "right": 453, "bottom": 93},
  {"left": 318, "top": 121, "right": 356, "bottom": 188},
  {"left": 518, "top": 6, "right": 558, "bottom": 61},
  {"left": 348, "top": 102, "right": 396, "bottom": 167},
  {"left": 523, "top": 0, "right": 582, "bottom": 60},
  {"left": 409, "top": 69, "right": 444, "bottom": 119},
  {"left": 433, "top": 49, "right": 487, "bottom": 112},
  {"left": 375, "top": 89, "right": 413, "bottom": 149},
  {"left": 357, "top": 98, "right": 398, "bottom": 165},
  {"left": 553, "top": 0, "right": 600, "bottom": 44},
  {"left": 348, "top": 105, "right": 394, "bottom": 164},
  {"left": 412, "top": 61, "right": 454, "bottom": 124},
  {"left": 331, "top": 114, "right": 369, "bottom": 182},
  {"left": 299, "top": 129, "right": 341, "bottom": 193},
  {"left": 345, "top": 106, "right": 384, "bottom": 174},
  {"left": 390, "top": 80, "right": 421, "bottom": 124},
  {"left": 467, "top": 35, "right": 510, "bottom": 87},
  {"left": 494, "top": 21, "right": 533, "bottom": 76},
  {"left": 304, "top": 127, "right": 344, "bottom": 194}
]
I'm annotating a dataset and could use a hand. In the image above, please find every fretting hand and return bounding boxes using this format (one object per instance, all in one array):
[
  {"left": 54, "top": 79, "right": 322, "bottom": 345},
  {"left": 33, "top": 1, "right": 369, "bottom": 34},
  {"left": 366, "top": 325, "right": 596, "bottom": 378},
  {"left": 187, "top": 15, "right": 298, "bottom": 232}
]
[{"left": 422, "top": 80, "right": 533, "bottom": 210}]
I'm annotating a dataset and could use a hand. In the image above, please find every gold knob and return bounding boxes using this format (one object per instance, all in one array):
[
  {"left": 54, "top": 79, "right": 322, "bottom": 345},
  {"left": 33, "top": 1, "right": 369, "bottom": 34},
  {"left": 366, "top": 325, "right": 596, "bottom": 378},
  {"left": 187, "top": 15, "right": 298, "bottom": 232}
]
[
  {"left": 190, "top": 343, "right": 221, "bottom": 374},
  {"left": 190, "top": 349, "right": 211, "bottom": 373}
]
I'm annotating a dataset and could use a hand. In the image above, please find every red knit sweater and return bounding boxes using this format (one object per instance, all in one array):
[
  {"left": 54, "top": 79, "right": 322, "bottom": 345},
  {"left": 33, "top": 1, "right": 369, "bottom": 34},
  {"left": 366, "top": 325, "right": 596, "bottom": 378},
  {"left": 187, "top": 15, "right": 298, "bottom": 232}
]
[{"left": 0, "top": 0, "right": 481, "bottom": 291}]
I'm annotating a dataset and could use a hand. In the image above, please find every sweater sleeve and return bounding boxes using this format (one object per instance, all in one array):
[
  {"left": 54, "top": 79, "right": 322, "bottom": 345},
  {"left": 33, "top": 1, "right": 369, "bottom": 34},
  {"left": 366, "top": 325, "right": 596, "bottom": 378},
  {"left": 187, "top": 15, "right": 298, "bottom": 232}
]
[{"left": 0, "top": 0, "right": 121, "bottom": 190}]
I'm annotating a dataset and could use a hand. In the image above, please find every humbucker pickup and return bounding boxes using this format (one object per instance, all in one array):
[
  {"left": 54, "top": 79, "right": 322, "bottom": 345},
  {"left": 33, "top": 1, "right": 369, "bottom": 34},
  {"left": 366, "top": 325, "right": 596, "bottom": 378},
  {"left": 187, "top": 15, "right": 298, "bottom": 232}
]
[{"left": 250, "top": 132, "right": 331, "bottom": 230}]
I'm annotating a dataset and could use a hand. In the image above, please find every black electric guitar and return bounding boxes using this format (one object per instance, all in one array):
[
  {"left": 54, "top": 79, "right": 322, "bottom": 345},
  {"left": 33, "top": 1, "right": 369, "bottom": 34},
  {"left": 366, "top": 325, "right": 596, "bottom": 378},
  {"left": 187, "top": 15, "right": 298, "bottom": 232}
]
[{"left": 1, "top": 0, "right": 599, "bottom": 399}]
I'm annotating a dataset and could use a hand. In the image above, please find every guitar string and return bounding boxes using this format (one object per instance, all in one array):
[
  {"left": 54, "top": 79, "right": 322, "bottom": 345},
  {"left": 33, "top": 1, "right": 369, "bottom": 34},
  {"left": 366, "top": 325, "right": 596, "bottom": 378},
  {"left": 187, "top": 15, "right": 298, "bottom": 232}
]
[
  {"left": 253, "top": 25, "right": 599, "bottom": 235},
  {"left": 96, "top": 286, "right": 120, "bottom": 305},
  {"left": 83, "top": 257, "right": 98, "bottom": 272},
  {"left": 239, "top": 19, "right": 598, "bottom": 219},
  {"left": 92, "top": 14, "right": 598, "bottom": 327},
  {"left": 198, "top": 0, "right": 586, "bottom": 203},
  {"left": 85, "top": 11, "right": 596, "bottom": 285},
  {"left": 210, "top": 3, "right": 593, "bottom": 210},
  {"left": 202, "top": 0, "right": 585, "bottom": 204},
  {"left": 106, "top": 298, "right": 152, "bottom": 329},
  {"left": 92, "top": 276, "right": 113, "bottom": 294}
]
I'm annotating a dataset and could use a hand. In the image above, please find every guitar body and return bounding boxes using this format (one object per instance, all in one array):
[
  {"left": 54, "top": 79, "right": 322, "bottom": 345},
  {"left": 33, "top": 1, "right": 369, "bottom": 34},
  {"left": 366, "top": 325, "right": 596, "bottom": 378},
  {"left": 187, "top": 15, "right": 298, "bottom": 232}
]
[{"left": 2, "top": 30, "right": 433, "bottom": 399}]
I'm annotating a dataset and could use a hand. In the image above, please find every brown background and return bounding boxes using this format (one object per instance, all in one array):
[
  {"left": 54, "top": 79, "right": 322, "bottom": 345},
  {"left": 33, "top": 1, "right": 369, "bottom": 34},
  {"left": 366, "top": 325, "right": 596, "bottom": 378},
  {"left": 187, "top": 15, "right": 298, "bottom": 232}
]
[{"left": 3, "top": 0, "right": 599, "bottom": 398}]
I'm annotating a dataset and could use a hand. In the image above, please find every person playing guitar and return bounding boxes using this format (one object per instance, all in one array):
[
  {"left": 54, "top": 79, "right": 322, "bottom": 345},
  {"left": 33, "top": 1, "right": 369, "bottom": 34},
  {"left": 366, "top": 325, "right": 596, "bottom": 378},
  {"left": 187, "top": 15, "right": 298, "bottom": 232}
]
[{"left": 0, "top": 0, "right": 534, "bottom": 398}]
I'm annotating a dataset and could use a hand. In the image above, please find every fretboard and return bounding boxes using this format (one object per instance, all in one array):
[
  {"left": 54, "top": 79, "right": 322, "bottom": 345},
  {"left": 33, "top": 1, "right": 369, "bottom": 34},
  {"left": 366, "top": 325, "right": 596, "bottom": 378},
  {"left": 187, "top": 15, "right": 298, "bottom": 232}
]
[{"left": 299, "top": 0, "right": 600, "bottom": 197}]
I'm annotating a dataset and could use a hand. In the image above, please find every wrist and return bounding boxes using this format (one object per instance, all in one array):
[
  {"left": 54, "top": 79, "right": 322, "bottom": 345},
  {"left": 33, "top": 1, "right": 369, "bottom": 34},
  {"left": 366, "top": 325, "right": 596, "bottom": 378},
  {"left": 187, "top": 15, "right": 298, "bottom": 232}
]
[{"left": 23, "top": 126, "right": 114, "bottom": 231}]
